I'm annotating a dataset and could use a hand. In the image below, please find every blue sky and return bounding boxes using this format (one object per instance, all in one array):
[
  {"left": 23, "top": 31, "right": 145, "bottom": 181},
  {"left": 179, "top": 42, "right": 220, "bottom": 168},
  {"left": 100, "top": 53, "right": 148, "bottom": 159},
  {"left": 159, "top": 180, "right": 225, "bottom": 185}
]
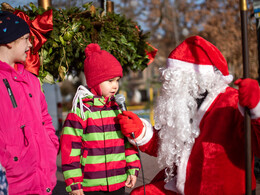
[
  {"left": 1, "top": 0, "right": 39, "bottom": 7},
  {"left": 0, "top": 0, "right": 116, "bottom": 9}
]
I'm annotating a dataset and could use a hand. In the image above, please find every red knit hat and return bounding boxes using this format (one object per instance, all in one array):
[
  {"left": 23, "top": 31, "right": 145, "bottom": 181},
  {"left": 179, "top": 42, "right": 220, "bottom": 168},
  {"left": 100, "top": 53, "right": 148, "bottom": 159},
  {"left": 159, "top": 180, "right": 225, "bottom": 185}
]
[
  {"left": 84, "top": 43, "right": 123, "bottom": 88},
  {"left": 167, "top": 36, "right": 233, "bottom": 83}
]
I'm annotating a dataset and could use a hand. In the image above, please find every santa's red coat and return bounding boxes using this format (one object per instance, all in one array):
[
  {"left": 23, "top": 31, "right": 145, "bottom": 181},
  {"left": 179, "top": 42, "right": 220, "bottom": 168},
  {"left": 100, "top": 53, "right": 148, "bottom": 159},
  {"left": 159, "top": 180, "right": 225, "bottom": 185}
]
[{"left": 131, "top": 87, "right": 260, "bottom": 195}]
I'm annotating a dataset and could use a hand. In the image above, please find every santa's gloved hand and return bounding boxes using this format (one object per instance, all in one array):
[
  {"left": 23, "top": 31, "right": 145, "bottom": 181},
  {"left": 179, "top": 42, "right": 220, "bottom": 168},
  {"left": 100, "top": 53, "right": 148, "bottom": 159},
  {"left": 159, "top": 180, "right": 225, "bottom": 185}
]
[
  {"left": 234, "top": 78, "right": 260, "bottom": 109},
  {"left": 117, "top": 111, "right": 143, "bottom": 139}
]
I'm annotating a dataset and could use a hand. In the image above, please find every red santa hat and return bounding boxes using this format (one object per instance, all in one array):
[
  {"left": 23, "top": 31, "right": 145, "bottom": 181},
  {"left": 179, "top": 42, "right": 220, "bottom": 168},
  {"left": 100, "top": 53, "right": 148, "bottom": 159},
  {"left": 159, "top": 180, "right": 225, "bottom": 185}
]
[
  {"left": 84, "top": 43, "right": 123, "bottom": 89},
  {"left": 167, "top": 36, "right": 233, "bottom": 83}
]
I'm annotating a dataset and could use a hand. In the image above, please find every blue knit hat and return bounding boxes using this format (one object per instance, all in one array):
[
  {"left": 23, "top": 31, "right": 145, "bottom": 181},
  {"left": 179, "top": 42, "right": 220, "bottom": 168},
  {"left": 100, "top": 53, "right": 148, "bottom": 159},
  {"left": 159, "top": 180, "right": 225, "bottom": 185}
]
[{"left": 0, "top": 11, "right": 30, "bottom": 44}]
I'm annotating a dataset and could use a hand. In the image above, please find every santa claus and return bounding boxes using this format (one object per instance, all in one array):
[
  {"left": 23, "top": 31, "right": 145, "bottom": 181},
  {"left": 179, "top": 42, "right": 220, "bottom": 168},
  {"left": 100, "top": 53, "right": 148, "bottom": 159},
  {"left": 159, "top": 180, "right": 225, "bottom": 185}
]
[{"left": 117, "top": 36, "right": 260, "bottom": 194}]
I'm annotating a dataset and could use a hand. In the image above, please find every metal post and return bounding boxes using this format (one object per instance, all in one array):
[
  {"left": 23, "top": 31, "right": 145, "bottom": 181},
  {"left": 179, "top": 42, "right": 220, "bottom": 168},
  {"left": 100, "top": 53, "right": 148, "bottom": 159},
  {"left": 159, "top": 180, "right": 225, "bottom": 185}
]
[
  {"left": 38, "top": 0, "right": 52, "bottom": 10},
  {"left": 240, "top": 0, "right": 252, "bottom": 194},
  {"left": 100, "top": 0, "right": 104, "bottom": 8},
  {"left": 257, "top": 19, "right": 260, "bottom": 82},
  {"left": 106, "top": 1, "right": 114, "bottom": 13},
  {"left": 253, "top": 0, "right": 260, "bottom": 83},
  {"left": 149, "top": 88, "right": 154, "bottom": 126},
  {"left": 100, "top": 0, "right": 114, "bottom": 13}
]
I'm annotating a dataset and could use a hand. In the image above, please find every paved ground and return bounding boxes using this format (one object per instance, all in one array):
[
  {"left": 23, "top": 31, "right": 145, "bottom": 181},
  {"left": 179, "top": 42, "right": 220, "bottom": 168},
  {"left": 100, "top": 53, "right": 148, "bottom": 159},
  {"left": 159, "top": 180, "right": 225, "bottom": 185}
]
[{"left": 53, "top": 152, "right": 260, "bottom": 195}]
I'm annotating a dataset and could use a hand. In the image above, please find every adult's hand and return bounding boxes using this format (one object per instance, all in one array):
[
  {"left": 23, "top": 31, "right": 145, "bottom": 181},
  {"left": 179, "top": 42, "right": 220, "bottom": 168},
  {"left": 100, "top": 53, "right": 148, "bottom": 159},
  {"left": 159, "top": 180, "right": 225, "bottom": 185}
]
[
  {"left": 234, "top": 78, "right": 260, "bottom": 109},
  {"left": 117, "top": 111, "right": 143, "bottom": 139}
]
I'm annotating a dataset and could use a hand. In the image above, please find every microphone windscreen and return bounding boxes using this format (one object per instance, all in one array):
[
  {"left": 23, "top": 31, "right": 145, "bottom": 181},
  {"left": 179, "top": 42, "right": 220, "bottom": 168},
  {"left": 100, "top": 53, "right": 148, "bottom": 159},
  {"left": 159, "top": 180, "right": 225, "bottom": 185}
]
[{"left": 115, "top": 94, "right": 125, "bottom": 105}]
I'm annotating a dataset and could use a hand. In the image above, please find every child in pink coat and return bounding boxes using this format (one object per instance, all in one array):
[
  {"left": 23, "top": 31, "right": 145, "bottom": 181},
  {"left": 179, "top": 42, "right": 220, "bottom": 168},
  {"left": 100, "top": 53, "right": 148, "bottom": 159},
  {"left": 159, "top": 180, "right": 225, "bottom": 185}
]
[{"left": 0, "top": 11, "right": 59, "bottom": 194}]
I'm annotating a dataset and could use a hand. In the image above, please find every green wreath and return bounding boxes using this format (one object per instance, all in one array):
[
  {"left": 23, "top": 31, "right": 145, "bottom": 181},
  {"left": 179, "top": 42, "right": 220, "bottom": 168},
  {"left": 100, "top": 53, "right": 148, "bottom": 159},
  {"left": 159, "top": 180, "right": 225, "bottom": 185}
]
[{"left": 1, "top": 2, "right": 154, "bottom": 83}]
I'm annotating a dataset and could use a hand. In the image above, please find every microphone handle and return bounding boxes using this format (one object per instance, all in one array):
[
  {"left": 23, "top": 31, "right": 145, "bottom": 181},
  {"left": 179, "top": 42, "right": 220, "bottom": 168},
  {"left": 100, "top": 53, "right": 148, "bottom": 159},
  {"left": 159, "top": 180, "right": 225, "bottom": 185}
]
[
  {"left": 120, "top": 103, "right": 136, "bottom": 138},
  {"left": 120, "top": 103, "right": 127, "bottom": 112},
  {"left": 131, "top": 132, "right": 136, "bottom": 139}
]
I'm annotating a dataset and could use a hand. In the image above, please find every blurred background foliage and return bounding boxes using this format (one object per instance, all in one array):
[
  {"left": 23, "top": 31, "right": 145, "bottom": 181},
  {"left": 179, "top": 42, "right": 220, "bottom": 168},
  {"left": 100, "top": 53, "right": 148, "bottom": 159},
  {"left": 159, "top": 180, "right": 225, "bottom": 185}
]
[{"left": 114, "top": 0, "right": 258, "bottom": 81}]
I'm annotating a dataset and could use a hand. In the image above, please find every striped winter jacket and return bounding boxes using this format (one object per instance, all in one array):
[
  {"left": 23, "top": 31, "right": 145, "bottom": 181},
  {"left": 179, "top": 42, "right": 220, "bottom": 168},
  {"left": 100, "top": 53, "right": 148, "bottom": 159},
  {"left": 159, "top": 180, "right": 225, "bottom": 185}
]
[{"left": 61, "top": 86, "right": 141, "bottom": 192}]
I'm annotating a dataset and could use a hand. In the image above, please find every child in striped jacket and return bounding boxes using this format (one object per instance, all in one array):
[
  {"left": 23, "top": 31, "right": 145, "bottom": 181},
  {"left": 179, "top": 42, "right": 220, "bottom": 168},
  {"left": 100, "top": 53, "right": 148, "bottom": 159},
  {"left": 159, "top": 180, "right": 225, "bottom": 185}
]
[{"left": 61, "top": 43, "right": 141, "bottom": 195}]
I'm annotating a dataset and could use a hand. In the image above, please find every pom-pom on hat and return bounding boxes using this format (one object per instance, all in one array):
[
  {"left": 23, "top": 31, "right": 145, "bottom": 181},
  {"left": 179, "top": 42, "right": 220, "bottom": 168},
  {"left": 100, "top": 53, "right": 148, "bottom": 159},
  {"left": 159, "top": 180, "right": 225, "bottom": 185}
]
[
  {"left": 167, "top": 35, "right": 233, "bottom": 83},
  {"left": 84, "top": 43, "right": 123, "bottom": 88},
  {"left": 0, "top": 11, "right": 30, "bottom": 44}
]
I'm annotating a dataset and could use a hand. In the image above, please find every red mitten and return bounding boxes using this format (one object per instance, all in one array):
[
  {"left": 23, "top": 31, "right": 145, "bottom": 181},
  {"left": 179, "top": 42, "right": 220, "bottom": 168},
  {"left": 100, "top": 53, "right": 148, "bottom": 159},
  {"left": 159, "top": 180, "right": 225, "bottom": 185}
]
[
  {"left": 117, "top": 111, "right": 143, "bottom": 139},
  {"left": 234, "top": 78, "right": 260, "bottom": 109}
]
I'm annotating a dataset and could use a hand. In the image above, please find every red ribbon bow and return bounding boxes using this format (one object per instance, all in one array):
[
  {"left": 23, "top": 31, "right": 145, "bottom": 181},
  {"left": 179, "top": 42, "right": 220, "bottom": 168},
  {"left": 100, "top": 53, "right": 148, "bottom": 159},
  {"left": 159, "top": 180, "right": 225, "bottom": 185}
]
[
  {"left": 14, "top": 9, "right": 53, "bottom": 75},
  {"left": 135, "top": 25, "right": 157, "bottom": 65},
  {"left": 146, "top": 42, "right": 158, "bottom": 65}
]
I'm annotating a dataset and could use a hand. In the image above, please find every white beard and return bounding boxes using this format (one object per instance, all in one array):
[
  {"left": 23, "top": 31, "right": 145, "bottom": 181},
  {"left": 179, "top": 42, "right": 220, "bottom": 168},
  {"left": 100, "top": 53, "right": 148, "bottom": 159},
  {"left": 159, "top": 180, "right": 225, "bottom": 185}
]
[{"left": 154, "top": 67, "right": 229, "bottom": 182}]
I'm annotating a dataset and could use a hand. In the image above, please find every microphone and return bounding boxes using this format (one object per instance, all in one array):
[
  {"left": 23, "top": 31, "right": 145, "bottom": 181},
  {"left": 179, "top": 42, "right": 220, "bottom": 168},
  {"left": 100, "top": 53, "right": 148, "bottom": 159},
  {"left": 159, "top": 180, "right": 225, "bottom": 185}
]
[
  {"left": 115, "top": 94, "right": 127, "bottom": 111},
  {"left": 115, "top": 94, "right": 146, "bottom": 194},
  {"left": 115, "top": 94, "right": 136, "bottom": 138}
]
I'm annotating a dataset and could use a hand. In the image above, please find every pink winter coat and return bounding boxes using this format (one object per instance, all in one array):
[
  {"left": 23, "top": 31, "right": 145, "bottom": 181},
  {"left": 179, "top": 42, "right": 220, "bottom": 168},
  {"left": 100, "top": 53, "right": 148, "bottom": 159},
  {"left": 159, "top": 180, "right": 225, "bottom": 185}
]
[{"left": 0, "top": 61, "right": 59, "bottom": 195}]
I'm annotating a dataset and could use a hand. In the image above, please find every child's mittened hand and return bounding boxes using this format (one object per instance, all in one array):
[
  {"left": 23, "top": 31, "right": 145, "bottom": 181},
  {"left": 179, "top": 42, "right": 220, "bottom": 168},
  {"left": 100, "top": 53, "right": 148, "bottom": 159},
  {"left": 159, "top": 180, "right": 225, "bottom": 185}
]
[
  {"left": 117, "top": 111, "right": 143, "bottom": 139},
  {"left": 125, "top": 175, "right": 137, "bottom": 188},
  {"left": 234, "top": 78, "right": 260, "bottom": 109},
  {"left": 69, "top": 189, "right": 84, "bottom": 195}
]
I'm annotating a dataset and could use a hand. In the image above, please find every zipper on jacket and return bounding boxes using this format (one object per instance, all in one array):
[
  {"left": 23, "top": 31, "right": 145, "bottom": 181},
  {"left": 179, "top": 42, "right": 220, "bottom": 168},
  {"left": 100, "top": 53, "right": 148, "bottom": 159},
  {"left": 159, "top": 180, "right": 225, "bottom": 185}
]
[
  {"left": 3, "top": 79, "right": 17, "bottom": 108},
  {"left": 20, "top": 125, "right": 29, "bottom": 147}
]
